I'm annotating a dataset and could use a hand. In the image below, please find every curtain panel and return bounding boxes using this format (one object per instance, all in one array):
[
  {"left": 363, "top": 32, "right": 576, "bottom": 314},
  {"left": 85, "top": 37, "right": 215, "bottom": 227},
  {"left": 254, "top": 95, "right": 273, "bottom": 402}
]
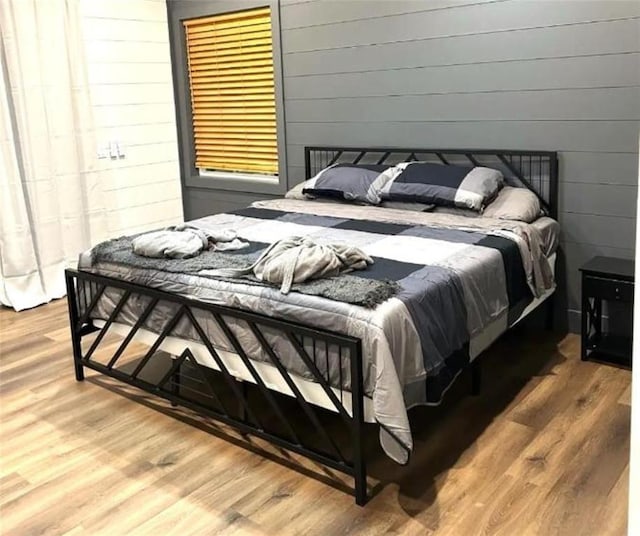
[{"left": 0, "top": 0, "right": 107, "bottom": 311}]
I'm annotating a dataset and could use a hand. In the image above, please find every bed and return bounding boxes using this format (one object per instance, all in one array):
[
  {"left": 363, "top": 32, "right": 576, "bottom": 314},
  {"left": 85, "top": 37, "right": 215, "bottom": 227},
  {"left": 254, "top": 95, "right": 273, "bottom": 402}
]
[{"left": 65, "top": 146, "right": 559, "bottom": 505}]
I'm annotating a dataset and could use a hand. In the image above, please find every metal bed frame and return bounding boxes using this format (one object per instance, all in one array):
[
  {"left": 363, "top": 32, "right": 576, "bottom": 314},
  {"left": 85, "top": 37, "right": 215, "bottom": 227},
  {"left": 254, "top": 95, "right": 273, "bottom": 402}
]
[{"left": 65, "top": 146, "right": 559, "bottom": 506}]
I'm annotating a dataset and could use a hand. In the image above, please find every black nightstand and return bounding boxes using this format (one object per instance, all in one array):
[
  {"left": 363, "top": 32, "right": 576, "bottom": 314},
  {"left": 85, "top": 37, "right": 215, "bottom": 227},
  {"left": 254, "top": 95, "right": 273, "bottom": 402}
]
[{"left": 580, "top": 256, "right": 634, "bottom": 368}]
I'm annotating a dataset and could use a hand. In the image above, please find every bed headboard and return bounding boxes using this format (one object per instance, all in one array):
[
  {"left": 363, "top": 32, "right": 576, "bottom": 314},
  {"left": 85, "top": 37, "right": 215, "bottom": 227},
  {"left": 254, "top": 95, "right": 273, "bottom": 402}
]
[{"left": 304, "top": 146, "right": 559, "bottom": 220}]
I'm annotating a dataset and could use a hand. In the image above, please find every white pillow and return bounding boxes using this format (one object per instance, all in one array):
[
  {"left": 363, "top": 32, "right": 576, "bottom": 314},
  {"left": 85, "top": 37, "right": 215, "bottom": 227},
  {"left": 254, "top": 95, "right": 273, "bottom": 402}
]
[
  {"left": 482, "top": 186, "right": 542, "bottom": 223},
  {"left": 432, "top": 186, "right": 543, "bottom": 222},
  {"left": 284, "top": 181, "right": 310, "bottom": 200}
]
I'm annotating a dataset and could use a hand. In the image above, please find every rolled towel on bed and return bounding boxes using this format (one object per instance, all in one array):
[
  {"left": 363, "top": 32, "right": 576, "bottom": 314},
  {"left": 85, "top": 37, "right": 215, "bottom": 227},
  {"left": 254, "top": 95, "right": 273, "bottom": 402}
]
[
  {"left": 208, "top": 236, "right": 373, "bottom": 293},
  {"left": 132, "top": 224, "right": 248, "bottom": 259}
]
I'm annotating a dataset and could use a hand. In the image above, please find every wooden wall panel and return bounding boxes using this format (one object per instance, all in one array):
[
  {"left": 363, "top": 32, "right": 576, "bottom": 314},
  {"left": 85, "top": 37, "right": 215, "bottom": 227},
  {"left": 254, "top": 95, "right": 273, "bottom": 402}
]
[{"left": 176, "top": 0, "right": 640, "bottom": 331}]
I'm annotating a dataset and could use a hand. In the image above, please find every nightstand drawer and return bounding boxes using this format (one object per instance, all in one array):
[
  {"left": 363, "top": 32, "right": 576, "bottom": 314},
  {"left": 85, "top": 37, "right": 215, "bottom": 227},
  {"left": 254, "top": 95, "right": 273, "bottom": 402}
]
[{"left": 583, "top": 275, "right": 633, "bottom": 302}]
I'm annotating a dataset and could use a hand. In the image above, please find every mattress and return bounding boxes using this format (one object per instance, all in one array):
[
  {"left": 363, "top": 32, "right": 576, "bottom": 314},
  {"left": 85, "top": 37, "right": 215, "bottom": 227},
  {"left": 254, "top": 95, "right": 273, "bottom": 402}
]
[{"left": 80, "top": 198, "right": 557, "bottom": 463}]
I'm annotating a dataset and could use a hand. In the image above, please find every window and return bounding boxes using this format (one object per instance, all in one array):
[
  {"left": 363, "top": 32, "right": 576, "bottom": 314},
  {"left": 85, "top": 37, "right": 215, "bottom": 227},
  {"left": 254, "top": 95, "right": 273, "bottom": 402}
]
[{"left": 183, "top": 7, "right": 278, "bottom": 178}]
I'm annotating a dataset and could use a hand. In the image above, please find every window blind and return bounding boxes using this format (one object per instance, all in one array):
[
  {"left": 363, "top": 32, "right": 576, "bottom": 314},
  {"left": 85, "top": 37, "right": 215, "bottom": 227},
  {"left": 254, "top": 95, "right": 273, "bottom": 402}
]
[{"left": 183, "top": 7, "right": 278, "bottom": 175}]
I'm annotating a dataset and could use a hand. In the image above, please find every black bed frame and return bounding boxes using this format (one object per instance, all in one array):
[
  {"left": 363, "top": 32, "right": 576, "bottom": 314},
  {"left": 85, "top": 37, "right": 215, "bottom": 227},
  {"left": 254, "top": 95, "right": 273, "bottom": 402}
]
[{"left": 65, "top": 146, "right": 559, "bottom": 506}]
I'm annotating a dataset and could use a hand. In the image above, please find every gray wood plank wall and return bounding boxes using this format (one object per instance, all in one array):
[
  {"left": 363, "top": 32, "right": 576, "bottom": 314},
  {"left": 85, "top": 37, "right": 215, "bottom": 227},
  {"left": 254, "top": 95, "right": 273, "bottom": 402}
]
[{"left": 177, "top": 0, "right": 640, "bottom": 332}]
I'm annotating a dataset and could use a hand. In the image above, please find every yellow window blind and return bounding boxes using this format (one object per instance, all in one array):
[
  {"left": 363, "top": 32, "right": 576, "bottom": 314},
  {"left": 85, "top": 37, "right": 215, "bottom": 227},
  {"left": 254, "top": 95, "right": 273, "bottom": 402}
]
[{"left": 184, "top": 7, "right": 278, "bottom": 175}]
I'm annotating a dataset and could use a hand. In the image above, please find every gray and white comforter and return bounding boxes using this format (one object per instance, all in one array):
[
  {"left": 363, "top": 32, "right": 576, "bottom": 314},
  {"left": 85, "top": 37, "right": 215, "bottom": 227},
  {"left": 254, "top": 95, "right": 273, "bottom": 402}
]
[{"left": 79, "top": 199, "right": 555, "bottom": 464}]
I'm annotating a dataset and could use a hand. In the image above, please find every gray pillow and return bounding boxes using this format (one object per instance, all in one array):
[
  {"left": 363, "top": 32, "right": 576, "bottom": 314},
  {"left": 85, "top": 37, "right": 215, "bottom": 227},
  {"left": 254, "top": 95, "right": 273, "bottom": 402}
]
[
  {"left": 379, "top": 162, "right": 504, "bottom": 211},
  {"left": 300, "top": 163, "right": 394, "bottom": 204},
  {"left": 285, "top": 181, "right": 434, "bottom": 211}
]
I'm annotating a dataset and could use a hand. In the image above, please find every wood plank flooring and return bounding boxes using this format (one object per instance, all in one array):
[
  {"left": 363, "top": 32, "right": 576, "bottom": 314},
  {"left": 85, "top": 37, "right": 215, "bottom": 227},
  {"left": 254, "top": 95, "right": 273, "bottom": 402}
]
[{"left": 0, "top": 299, "right": 631, "bottom": 535}]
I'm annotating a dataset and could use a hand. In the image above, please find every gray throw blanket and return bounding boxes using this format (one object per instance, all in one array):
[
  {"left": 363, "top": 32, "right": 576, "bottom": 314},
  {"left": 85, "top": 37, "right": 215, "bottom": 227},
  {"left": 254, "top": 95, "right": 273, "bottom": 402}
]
[
  {"left": 132, "top": 224, "right": 249, "bottom": 259},
  {"left": 204, "top": 236, "right": 373, "bottom": 293},
  {"left": 89, "top": 235, "right": 398, "bottom": 308}
]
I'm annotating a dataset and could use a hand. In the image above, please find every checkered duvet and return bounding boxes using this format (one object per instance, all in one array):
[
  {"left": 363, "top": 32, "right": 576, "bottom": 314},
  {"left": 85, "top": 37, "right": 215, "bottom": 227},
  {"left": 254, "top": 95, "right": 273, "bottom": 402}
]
[{"left": 80, "top": 198, "right": 554, "bottom": 463}]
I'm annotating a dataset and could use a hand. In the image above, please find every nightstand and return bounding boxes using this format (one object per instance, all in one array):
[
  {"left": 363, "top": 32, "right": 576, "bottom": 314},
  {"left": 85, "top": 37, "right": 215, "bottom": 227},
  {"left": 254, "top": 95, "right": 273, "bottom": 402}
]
[{"left": 580, "top": 256, "right": 634, "bottom": 368}]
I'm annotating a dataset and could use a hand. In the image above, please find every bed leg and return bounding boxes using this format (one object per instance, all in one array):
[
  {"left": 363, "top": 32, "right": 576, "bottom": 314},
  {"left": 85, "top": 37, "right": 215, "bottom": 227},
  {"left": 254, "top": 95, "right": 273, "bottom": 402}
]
[
  {"left": 354, "top": 457, "right": 367, "bottom": 506},
  {"left": 350, "top": 341, "right": 368, "bottom": 506},
  {"left": 74, "top": 358, "right": 85, "bottom": 382},
  {"left": 171, "top": 361, "right": 181, "bottom": 407},
  {"left": 65, "top": 272, "right": 85, "bottom": 382},
  {"left": 471, "top": 360, "right": 481, "bottom": 396}
]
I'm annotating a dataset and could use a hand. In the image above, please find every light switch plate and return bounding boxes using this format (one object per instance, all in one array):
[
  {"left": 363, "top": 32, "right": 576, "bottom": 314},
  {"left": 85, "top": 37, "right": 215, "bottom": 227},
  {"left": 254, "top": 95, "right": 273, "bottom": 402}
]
[
  {"left": 97, "top": 144, "right": 109, "bottom": 159},
  {"left": 109, "top": 141, "right": 118, "bottom": 159}
]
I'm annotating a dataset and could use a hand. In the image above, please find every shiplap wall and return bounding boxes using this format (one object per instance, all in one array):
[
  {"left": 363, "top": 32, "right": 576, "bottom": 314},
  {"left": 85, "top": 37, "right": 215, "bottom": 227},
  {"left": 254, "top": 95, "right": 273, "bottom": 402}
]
[
  {"left": 177, "top": 0, "right": 640, "bottom": 331},
  {"left": 80, "top": 0, "right": 183, "bottom": 236}
]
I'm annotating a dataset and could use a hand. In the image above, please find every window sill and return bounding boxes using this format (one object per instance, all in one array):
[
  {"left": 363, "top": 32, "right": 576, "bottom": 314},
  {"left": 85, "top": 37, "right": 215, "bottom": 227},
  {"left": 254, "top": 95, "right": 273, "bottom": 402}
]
[
  {"left": 185, "top": 171, "right": 286, "bottom": 196},
  {"left": 199, "top": 170, "right": 278, "bottom": 183}
]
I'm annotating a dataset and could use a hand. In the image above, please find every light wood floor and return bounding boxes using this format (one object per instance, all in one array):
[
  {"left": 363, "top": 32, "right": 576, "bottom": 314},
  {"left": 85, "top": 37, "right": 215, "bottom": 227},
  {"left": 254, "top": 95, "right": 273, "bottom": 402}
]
[{"left": 0, "top": 299, "right": 631, "bottom": 535}]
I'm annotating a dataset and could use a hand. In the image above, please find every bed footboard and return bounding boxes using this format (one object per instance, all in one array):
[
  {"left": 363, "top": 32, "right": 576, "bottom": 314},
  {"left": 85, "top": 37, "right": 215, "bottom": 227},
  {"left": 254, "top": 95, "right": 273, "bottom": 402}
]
[{"left": 64, "top": 269, "right": 368, "bottom": 505}]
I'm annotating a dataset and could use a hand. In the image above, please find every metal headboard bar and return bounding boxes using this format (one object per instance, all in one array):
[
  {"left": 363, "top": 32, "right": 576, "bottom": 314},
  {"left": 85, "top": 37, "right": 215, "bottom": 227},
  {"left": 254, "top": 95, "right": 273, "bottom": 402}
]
[{"left": 304, "top": 146, "right": 559, "bottom": 220}]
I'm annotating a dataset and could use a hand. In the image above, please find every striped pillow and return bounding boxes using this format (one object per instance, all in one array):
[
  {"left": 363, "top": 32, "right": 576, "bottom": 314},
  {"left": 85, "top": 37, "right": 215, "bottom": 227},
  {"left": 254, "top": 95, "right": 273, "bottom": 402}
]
[
  {"left": 301, "top": 163, "right": 394, "bottom": 205},
  {"left": 379, "top": 162, "right": 504, "bottom": 212}
]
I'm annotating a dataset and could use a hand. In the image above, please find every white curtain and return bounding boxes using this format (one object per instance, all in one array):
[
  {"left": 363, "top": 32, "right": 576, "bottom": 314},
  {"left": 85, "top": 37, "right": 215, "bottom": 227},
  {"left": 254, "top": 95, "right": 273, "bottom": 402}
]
[{"left": 0, "top": 0, "right": 107, "bottom": 311}]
